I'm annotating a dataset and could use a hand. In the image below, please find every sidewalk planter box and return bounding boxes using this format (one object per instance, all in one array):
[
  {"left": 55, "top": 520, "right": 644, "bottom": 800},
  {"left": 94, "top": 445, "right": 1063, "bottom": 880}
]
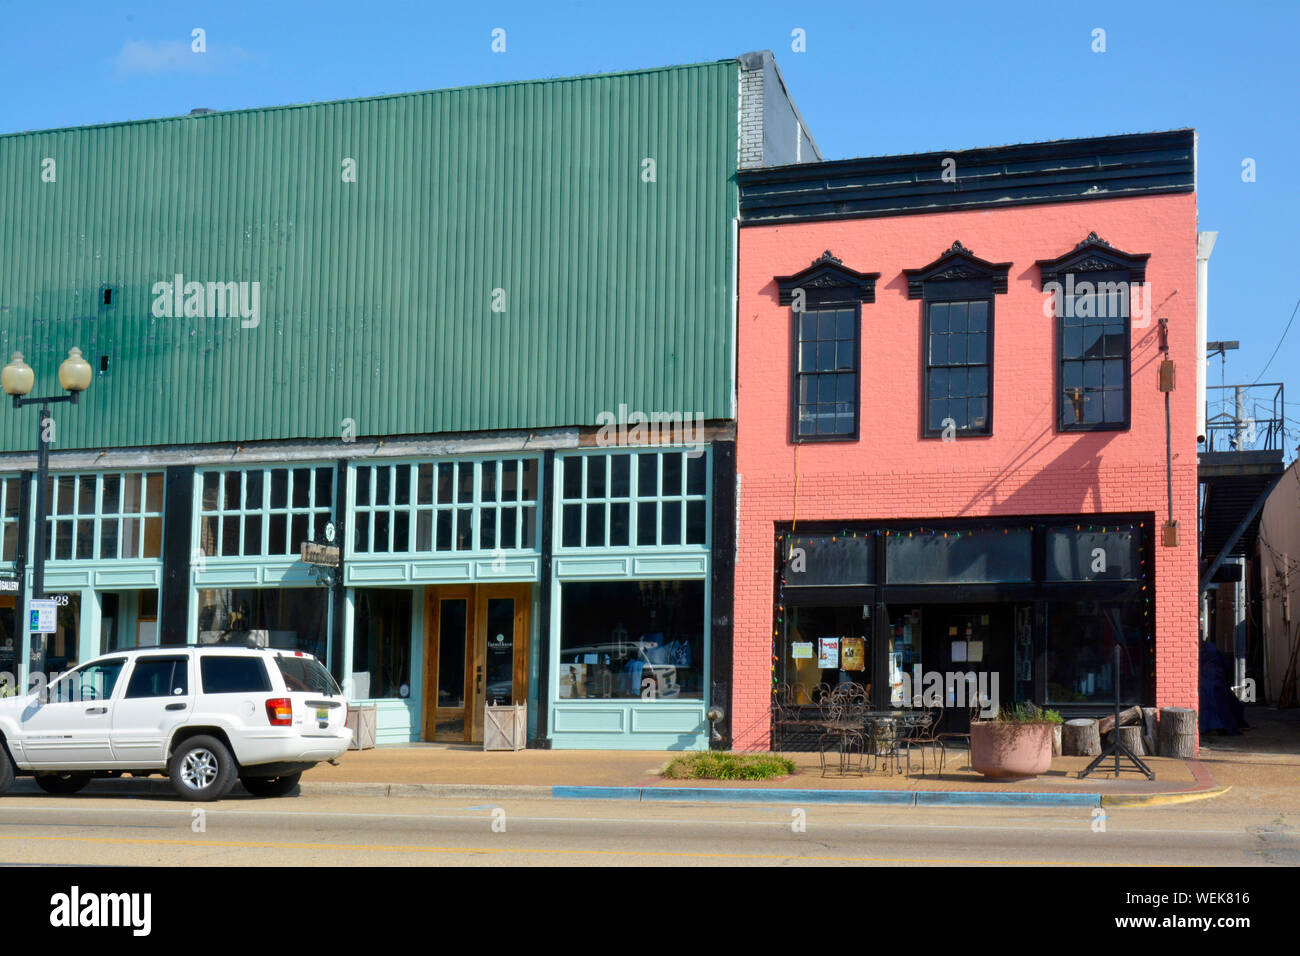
[
  {"left": 970, "top": 721, "right": 1054, "bottom": 779},
  {"left": 346, "top": 704, "right": 377, "bottom": 751},
  {"left": 484, "top": 704, "right": 527, "bottom": 752}
]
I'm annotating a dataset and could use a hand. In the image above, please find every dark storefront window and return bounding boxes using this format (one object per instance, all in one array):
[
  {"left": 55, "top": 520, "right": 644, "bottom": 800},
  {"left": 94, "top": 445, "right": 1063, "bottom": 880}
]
[
  {"left": 198, "top": 467, "right": 334, "bottom": 558},
  {"left": 885, "top": 527, "right": 1032, "bottom": 584},
  {"left": 197, "top": 587, "right": 329, "bottom": 661},
  {"left": 558, "top": 580, "right": 704, "bottom": 700},
  {"left": 1046, "top": 526, "right": 1140, "bottom": 581},
  {"left": 1046, "top": 598, "right": 1149, "bottom": 704},
  {"left": 352, "top": 588, "right": 412, "bottom": 699},
  {"left": 794, "top": 307, "right": 859, "bottom": 439},
  {"left": 783, "top": 534, "right": 873, "bottom": 587}
]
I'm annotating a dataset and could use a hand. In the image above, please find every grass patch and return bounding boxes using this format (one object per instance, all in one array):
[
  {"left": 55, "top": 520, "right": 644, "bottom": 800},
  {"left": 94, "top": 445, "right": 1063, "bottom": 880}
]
[{"left": 662, "top": 751, "right": 797, "bottom": 781}]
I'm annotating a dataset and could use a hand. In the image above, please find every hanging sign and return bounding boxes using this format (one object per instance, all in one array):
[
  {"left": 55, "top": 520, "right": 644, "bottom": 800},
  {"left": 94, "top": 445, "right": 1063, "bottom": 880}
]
[
  {"left": 817, "top": 638, "right": 840, "bottom": 669},
  {"left": 29, "top": 599, "right": 56, "bottom": 634}
]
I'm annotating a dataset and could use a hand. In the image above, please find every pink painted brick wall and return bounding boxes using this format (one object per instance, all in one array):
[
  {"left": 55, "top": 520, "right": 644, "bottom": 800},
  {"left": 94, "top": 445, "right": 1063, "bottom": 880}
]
[{"left": 733, "top": 193, "right": 1200, "bottom": 751}]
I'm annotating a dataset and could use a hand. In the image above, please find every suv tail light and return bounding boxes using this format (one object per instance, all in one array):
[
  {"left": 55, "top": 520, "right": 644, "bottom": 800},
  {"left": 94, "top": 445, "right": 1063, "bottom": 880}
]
[{"left": 265, "top": 698, "right": 293, "bottom": 726}]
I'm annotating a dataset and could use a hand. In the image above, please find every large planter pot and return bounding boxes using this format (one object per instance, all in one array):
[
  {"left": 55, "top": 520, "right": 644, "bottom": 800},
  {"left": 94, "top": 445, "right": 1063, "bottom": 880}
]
[{"left": 970, "top": 721, "right": 1055, "bottom": 779}]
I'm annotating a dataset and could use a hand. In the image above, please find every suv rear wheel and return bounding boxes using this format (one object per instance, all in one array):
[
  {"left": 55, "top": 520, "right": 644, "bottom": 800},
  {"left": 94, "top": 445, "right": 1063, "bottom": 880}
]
[
  {"left": 34, "top": 772, "right": 92, "bottom": 795},
  {"left": 168, "top": 736, "right": 236, "bottom": 802},
  {"left": 0, "top": 745, "right": 13, "bottom": 796},
  {"left": 240, "top": 772, "right": 302, "bottom": 797}
]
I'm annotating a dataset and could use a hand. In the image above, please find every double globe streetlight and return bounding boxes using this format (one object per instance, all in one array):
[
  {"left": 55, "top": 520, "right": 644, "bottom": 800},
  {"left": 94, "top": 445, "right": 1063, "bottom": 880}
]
[{"left": 1, "top": 348, "right": 93, "bottom": 685}]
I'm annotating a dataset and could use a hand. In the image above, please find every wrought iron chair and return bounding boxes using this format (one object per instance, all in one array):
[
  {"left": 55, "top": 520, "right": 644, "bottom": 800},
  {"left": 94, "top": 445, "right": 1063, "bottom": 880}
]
[
  {"left": 935, "top": 699, "right": 984, "bottom": 770},
  {"left": 817, "top": 683, "right": 869, "bottom": 777},
  {"left": 901, "top": 703, "right": 946, "bottom": 776}
]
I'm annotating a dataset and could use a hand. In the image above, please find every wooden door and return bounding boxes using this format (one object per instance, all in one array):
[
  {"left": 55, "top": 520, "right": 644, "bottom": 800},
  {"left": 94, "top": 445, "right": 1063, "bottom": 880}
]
[{"left": 423, "top": 584, "right": 530, "bottom": 743}]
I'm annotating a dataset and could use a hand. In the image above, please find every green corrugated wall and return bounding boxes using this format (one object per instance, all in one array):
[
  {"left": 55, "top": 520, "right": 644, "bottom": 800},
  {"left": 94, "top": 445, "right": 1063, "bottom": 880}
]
[{"left": 0, "top": 60, "right": 738, "bottom": 451}]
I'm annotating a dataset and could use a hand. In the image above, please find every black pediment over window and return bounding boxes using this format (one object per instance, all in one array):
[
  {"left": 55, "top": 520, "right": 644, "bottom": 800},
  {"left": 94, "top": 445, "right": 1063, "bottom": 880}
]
[
  {"left": 1036, "top": 232, "right": 1150, "bottom": 289},
  {"left": 903, "top": 241, "right": 1012, "bottom": 299},
  {"left": 775, "top": 250, "right": 880, "bottom": 307}
]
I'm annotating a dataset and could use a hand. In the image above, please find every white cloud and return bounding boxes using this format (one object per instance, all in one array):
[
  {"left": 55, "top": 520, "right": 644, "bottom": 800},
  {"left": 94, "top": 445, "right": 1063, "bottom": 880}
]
[{"left": 114, "top": 38, "right": 253, "bottom": 76}]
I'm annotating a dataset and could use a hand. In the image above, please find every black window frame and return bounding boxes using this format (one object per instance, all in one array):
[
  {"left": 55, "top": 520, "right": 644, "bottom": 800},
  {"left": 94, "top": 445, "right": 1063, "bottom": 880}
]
[
  {"left": 904, "top": 242, "right": 1010, "bottom": 439},
  {"left": 774, "top": 251, "right": 879, "bottom": 444},
  {"left": 124, "top": 655, "right": 190, "bottom": 699},
  {"left": 1037, "top": 233, "right": 1149, "bottom": 434}
]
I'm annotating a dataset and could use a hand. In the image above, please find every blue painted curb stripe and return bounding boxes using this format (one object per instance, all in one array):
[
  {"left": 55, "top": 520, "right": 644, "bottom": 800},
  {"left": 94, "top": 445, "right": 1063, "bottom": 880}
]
[
  {"left": 552, "top": 786, "right": 644, "bottom": 800},
  {"left": 915, "top": 791, "right": 1100, "bottom": 808},
  {"left": 551, "top": 785, "right": 1103, "bottom": 807},
  {"left": 639, "top": 787, "right": 914, "bottom": 805}
]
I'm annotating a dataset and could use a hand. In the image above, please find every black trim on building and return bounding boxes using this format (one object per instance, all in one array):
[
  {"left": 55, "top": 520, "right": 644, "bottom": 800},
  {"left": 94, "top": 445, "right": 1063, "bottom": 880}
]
[
  {"left": 159, "top": 466, "right": 194, "bottom": 645},
  {"left": 709, "top": 440, "right": 736, "bottom": 750},
  {"left": 330, "top": 459, "right": 349, "bottom": 687},
  {"left": 739, "top": 130, "right": 1196, "bottom": 225},
  {"left": 529, "top": 448, "right": 556, "bottom": 749}
]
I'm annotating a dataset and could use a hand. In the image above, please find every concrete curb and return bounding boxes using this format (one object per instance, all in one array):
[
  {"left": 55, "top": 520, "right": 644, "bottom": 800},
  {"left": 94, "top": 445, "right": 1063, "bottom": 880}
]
[
  {"left": 9, "top": 779, "right": 1231, "bottom": 807},
  {"left": 554, "top": 785, "right": 1102, "bottom": 807}
]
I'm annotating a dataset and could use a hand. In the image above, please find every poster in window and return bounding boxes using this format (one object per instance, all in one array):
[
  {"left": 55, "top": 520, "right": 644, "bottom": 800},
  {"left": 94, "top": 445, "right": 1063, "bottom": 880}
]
[
  {"left": 791, "top": 641, "right": 814, "bottom": 660},
  {"left": 841, "top": 637, "right": 866, "bottom": 671},
  {"left": 817, "top": 638, "right": 840, "bottom": 669}
]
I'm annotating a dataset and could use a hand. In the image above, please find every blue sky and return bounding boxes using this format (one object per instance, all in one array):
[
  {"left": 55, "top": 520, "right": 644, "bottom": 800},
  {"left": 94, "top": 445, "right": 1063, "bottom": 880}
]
[{"left": 2, "top": 0, "right": 1297, "bottom": 452}]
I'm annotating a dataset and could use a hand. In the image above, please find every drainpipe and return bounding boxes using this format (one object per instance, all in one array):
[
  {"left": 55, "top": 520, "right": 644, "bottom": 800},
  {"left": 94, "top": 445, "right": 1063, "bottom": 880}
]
[{"left": 1196, "top": 231, "right": 1217, "bottom": 445}]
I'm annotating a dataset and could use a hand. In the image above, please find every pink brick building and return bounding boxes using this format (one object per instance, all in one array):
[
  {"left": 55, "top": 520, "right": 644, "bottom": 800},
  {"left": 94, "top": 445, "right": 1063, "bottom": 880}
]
[{"left": 730, "top": 132, "right": 1200, "bottom": 751}]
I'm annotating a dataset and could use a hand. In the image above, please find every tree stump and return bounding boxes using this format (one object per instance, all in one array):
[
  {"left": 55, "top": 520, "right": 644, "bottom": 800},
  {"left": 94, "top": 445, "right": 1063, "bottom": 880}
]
[
  {"left": 1141, "top": 707, "right": 1158, "bottom": 756},
  {"left": 1062, "top": 718, "right": 1100, "bottom": 756},
  {"left": 1158, "top": 707, "right": 1197, "bottom": 757},
  {"left": 1112, "top": 725, "right": 1144, "bottom": 756}
]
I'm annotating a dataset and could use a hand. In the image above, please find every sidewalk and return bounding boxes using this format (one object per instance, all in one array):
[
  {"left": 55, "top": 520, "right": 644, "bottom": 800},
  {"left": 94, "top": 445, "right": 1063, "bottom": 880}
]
[
  {"left": 298, "top": 742, "right": 1224, "bottom": 807},
  {"left": 299, "top": 706, "right": 1300, "bottom": 806}
]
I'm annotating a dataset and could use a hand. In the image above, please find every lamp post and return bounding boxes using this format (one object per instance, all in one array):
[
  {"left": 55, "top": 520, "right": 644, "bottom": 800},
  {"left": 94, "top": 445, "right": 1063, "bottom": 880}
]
[{"left": 2, "top": 348, "right": 92, "bottom": 689}]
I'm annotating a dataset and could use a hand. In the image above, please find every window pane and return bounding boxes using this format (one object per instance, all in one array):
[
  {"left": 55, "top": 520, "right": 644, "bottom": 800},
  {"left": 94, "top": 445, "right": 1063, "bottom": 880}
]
[
  {"left": 558, "top": 580, "right": 705, "bottom": 701},
  {"left": 929, "top": 302, "right": 948, "bottom": 333},
  {"left": 637, "top": 454, "right": 657, "bottom": 497},
  {"left": 662, "top": 454, "right": 682, "bottom": 496},
  {"left": 354, "top": 512, "right": 371, "bottom": 552},
  {"left": 457, "top": 463, "right": 474, "bottom": 503},
  {"left": 221, "top": 515, "right": 239, "bottom": 556},
  {"left": 292, "top": 469, "right": 310, "bottom": 508},
  {"left": 968, "top": 332, "right": 987, "bottom": 364},
  {"left": 520, "top": 459, "right": 538, "bottom": 501},
  {"left": 563, "top": 456, "right": 582, "bottom": 499},
  {"left": 123, "top": 518, "right": 141, "bottom": 558},
  {"left": 291, "top": 513, "right": 309, "bottom": 552},
  {"left": 948, "top": 301, "right": 968, "bottom": 333},
  {"left": 393, "top": 511, "right": 410, "bottom": 551},
  {"left": 479, "top": 508, "right": 496, "bottom": 550},
  {"left": 480, "top": 461, "right": 496, "bottom": 503},
  {"left": 637, "top": 502, "right": 657, "bottom": 545},
  {"left": 269, "top": 469, "right": 288, "bottom": 509},
  {"left": 610, "top": 502, "right": 630, "bottom": 546},
  {"left": 500, "top": 508, "right": 518, "bottom": 549},
  {"left": 586, "top": 456, "right": 606, "bottom": 498},
  {"left": 1103, "top": 389, "right": 1125, "bottom": 422},
  {"left": 969, "top": 397, "right": 988, "bottom": 429},
  {"left": 836, "top": 310, "right": 854, "bottom": 341},
  {"left": 611, "top": 455, "right": 631, "bottom": 497},
  {"left": 223, "top": 472, "right": 241, "bottom": 511},
  {"left": 100, "top": 518, "right": 120, "bottom": 559},
  {"left": 562, "top": 503, "right": 581, "bottom": 548},
  {"left": 585, "top": 503, "right": 605, "bottom": 547},
  {"left": 391, "top": 466, "right": 409, "bottom": 508},
  {"left": 816, "top": 341, "right": 836, "bottom": 371},
  {"left": 270, "top": 513, "right": 288, "bottom": 554},
  {"left": 969, "top": 366, "right": 989, "bottom": 398},
  {"left": 417, "top": 464, "right": 435, "bottom": 504},
  {"left": 373, "top": 512, "right": 390, "bottom": 552},
  {"left": 201, "top": 471, "right": 220, "bottom": 510},
  {"left": 929, "top": 335, "right": 947, "bottom": 365},
  {"left": 437, "top": 463, "right": 453, "bottom": 504},
  {"left": 928, "top": 399, "right": 947, "bottom": 432},
  {"left": 355, "top": 467, "right": 371, "bottom": 506},
  {"left": 686, "top": 454, "right": 707, "bottom": 496},
  {"left": 243, "top": 515, "right": 262, "bottom": 555},
  {"left": 436, "top": 510, "right": 452, "bottom": 550},
  {"left": 455, "top": 508, "right": 472, "bottom": 549},
  {"left": 416, "top": 510, "right": 433, "bottom": 550},
  {"left": 375, "top": 467, "right": 391, "bottom": 507},
  {"left": 948, "top": 367, "right": 968, "bottom": 399},
  {"left": 968, "top": 300, "right": 988, "bottom": 331},
  {"left": 686, "top": 500, "right": 706, "bottom": 544},
  {"left": 101, "top": 474, "right": 121, "bottom": 514},
  {"left": 315, "top": 468, "right": 333, "bottom": 509},
  {"left": 243, "top": 470, "right": 263, "bottom": 510}
]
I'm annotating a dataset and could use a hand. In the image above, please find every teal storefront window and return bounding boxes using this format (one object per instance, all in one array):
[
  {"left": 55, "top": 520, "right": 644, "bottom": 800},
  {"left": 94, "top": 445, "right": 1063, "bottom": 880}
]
[
  {"left": 44, "top": 471, "right": 164, "bottom": 561},
  {"left": 198, "top": 466, "right": 334, "bottom": 557}
]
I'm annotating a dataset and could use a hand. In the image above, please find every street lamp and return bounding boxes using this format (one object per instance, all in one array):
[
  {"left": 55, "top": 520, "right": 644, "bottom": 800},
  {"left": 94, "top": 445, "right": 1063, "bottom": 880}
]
[{"left": 3, "top": 348, "right": 92, "bottom": 687}]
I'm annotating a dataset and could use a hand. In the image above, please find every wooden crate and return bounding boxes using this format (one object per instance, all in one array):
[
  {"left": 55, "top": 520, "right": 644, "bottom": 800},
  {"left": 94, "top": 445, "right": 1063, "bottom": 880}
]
[{"left": 484, "top": 704, "right": 527, "bottom": 751}]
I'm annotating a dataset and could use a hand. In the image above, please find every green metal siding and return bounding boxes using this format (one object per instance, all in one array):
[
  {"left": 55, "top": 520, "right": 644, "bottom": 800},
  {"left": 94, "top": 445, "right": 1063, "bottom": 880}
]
[{"left": 0, "top": 61, "right": 739, "bottom": 452}]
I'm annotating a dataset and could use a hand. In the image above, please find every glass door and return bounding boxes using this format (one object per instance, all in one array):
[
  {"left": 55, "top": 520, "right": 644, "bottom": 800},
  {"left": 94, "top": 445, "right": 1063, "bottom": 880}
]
[{"left": 424, "top": 584, "right": 530, "bottom": 743}]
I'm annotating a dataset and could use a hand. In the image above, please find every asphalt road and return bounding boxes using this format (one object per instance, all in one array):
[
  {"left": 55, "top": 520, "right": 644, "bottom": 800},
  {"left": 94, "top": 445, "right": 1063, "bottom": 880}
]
[{"left": 0, "top": 788, "right": 1296, "bottom": 866}]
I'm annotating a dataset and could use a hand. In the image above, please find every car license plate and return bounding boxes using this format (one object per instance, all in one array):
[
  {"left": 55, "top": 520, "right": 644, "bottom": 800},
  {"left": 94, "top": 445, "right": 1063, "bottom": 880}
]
[{"left": 316, "top": 708, "right": 328, "bottom": 721}]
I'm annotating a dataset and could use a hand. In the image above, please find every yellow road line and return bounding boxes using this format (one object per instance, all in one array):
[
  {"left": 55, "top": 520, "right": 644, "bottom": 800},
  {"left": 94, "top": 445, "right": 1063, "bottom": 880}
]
[
  {"left": 1102, "top": 786, "right": 1232, "bottom": 808},
  {"left": 0, "top": 833, "right": 1162, "bottom": 865}
]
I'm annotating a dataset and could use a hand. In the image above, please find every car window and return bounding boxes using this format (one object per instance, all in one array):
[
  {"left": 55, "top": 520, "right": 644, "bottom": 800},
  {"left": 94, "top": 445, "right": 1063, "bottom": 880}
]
[
  {"left": 125, "top": 657, "right": 189, "bottom": 699},
  {"left": 200, "top": 656, "right": 272, "bottom": 694},
  {"left": 274, "top": 655, "right": 341, "bottom": 695},
  {"left": 49, "top": 658, "right": 127, "bottom": 703}
]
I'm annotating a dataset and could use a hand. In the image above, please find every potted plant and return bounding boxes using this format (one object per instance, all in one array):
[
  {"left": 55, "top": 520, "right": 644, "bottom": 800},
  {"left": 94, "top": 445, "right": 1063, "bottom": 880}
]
[{"left": 970, "top": 703, "right": 1063, "bottom": 779}]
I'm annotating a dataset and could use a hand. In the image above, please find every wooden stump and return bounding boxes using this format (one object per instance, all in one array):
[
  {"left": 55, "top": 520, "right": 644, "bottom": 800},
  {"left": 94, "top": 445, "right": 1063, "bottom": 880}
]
[
  {"left": 1062, "top": 718, "right": 1101, "bottom": 756},
  {"left": 1141, "top": 707, "right": 1158, "bottom": 757},
  {"left": 1112, "top": 725, "right": 1144, "bottom": 756},
  {"left": 1158, "top": 707, "right": 1197, "bottom": 757}
]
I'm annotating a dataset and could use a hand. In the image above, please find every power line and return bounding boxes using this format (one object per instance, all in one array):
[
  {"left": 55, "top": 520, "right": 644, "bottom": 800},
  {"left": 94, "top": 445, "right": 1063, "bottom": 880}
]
[{"left": 1253, "top": 296, "right": 1300, "bottom": 384}]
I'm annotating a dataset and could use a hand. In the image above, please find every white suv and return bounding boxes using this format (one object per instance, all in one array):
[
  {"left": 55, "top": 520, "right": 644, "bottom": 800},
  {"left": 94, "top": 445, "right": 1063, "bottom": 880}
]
[{"left": 0, "top": 646, "right": 351, "bottom": 801}]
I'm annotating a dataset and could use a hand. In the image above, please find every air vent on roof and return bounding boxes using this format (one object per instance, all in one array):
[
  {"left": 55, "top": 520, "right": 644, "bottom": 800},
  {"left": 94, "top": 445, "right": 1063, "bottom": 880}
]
[{"left": 189, "top": 108, "right": 216, "bottom": 115}]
